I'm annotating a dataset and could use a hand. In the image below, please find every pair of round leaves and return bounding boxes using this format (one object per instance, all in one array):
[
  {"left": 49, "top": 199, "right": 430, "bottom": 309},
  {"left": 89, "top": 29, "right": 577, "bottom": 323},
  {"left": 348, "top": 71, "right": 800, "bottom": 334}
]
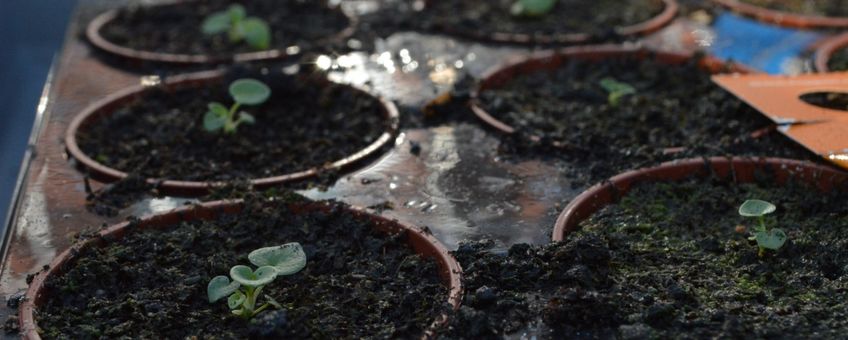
[
  {"left": 203, "top": 78, "right": 271, "bottom": 132},
  {"left": 207, "top": 242, "right": 307, "bottom": 303},
  {"left": 739, "top": 199, "right": 786, "bottom": 250},
  {"left": 201, "top": 4, "right": 271, "bottom": 50}
]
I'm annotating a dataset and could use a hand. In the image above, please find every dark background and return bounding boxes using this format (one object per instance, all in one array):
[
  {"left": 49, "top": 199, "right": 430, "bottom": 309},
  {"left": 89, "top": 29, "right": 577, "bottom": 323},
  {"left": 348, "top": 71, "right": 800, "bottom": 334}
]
[{"left": 0, "top": 1, "right": 76, "bottom": 225}]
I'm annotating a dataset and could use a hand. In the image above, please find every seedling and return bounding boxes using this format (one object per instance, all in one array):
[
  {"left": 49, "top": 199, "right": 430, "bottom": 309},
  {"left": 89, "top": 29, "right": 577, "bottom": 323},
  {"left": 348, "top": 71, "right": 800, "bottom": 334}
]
[
  {"left": 207, "top": 243, "right": 307, "bottom": 319},
  {"left": 600, "top": 77, "right": 636, "bottom": 107},
  {"left": 738, "top": 199, "right": 787, "bottom": 257},
  {"left": 204, "top": 78, "right": 271, "bottom": 134},
  {"left": 511, "top": 0, "right": 557, "bottom": 17},
  {"left": 201, "top": 4, "right": 271, "bottom": 50}
]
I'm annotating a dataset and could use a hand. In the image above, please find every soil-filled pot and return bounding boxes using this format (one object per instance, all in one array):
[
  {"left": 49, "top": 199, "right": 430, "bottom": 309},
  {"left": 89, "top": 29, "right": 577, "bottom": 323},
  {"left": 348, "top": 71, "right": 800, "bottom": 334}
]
[
  {"left": 814, "top": 32, "right": 848, "bottom": 72},
  {"left": 87, "top": 0, "right": 355, "bottom": 65},
  {"left": 19, "top": 197, "right": 463, "bottom": 339},
  {"left": 469, "top": 46, "right": 815, "bottom": 183},
  {"left": 539, "top": 157, "right": 848, "bottom": 338},
  {"left": 65, "top": 69, "right": 399, "bottom": 196},
  {"left": 712, "top": 0, "right": 848, "bottom": 29},
  {"left": 419, "top": 0, "right": 678, "bottom": 45}
]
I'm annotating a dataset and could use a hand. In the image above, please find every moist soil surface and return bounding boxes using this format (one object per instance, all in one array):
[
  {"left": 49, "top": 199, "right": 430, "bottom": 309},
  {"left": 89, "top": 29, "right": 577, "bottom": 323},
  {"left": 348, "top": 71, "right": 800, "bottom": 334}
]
[
  {"left": 438, "top": 170, "right": 848, "bottom": 338},
  {"left": 419, "top": 0, "right": 666, "bottom": 42},
  {"left": 99, "top": 0, "right": 349, "bottom": 56},
  {"left": 478, "top": 55, "right": 816, "bottom": 184},
  {"left": 738, "top": 0, "right": 848, "bottom": 17},
  {"left": 37, "top": 195, "right": 448, "bottom": 339},
  {"left": 76, "top": 70, "right": 389, "bottom": 183}
]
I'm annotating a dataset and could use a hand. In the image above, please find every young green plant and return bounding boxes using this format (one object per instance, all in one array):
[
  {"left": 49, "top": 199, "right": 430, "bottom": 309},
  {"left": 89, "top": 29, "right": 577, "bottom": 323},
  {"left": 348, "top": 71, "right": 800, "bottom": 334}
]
[
  {"left": 204, "top": 78, "right": 271, "bottom": 134},
  {"left": 201, "top": 4, "right": 271, "bottom": 50},
  {"left": 511, "top": 0, "right": 557, "bottom": 17},
  {"left": 738, "top": 199, "right": 787, "bottom": 257},
  {"left": 207, "top": 243, "right": 306, "bottom": 319},
  {"left": 600, "top": 77, "right": 636, "bottom": 107}
]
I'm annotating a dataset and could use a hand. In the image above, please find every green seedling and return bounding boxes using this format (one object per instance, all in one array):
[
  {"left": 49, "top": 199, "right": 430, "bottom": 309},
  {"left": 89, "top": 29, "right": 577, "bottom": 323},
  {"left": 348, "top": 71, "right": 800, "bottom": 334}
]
[
  {"left": 208, "top": 243, "right": 307, "bottom": 320},
  {"left": 204, "top": 78, "right": 271, "bottom": 134},
  {"left": 739, "top": 199, "right": 787, "bottom": 257},
  {"left": 600, "top": 77, "right": 636, "bottom": 107},
  {"left": 201, "top": 4, "right": 271, "bottom": 50},
  {"left": 511, "top": 0, "right": 557, "bottom": 17}
]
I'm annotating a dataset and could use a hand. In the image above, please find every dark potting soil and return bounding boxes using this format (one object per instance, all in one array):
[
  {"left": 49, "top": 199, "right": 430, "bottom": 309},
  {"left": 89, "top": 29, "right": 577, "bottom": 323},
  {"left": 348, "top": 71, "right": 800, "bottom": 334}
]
[
  {"left": 76, "top": 70, "right": 389, "bottom": 183},
  {"left": 826, "top": 47, "right": 848, "bottom": 71},
  {"left": 479, "top": 55, "right": 816, "bottom": 183},
  {"left": 739, "top": 0, "right": 848, "bottom": 17},
  {"left": 99, "top": 0, "right": 349, "bottom": 56},
  {"left": 37, "top": 195, "right": 448, "bottom": 339},
  {"left": 439, "top": 170, "right": 848, "bottom": 338},
  {"left": 419, "top": 0, "right": 666, "bottom": 42}
]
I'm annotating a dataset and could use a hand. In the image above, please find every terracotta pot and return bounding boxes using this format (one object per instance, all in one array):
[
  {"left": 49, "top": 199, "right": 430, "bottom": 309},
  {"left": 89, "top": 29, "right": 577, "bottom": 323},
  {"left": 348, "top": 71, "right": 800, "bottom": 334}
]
[
  {"left": 86, "top": 0, "right": 357, "bottom": 65},
  {"left": 814, "top": 32, "right": 848, "bottom": 72},
  {"left": 552, "top": 157, "right": 848, "bottom": 241},
  {"left": 429, "top": 0, "right": 678, "bottom": 45},
  {"left": 64, "top": 69, "right": 400, "bottom": 196},
  {"left": 18, "top": 200, "right": 464, "bottom": 340},
  {"left": 470, "top": 45, "right": 754, "bottom": 137},
  {"left": 712, "top": 0, "right": 848, "bottom": 29}
]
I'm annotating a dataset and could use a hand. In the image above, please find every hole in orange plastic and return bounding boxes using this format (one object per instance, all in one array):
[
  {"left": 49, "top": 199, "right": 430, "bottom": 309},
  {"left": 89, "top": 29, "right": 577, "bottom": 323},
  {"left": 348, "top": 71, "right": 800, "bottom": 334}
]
[{"left": 800, "top": 92, "right": 848, "bottom": 112}]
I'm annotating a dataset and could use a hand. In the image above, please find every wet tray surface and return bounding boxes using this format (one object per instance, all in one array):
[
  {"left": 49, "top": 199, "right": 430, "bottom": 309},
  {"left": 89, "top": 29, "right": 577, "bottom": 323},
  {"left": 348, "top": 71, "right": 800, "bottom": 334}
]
[{"left": 0, "top": 0, "right": 827, "bottom": 337}]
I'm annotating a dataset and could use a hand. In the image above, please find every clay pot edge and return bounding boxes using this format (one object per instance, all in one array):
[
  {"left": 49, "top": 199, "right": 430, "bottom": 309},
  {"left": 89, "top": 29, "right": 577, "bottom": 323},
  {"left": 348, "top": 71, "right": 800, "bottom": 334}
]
[
  {"left": 64, "top": 69, "right": 400, "bottom": 196},
  {"left": 552, "top": 156, "right": 848, "bottom": 242},
  {"left": 85, "top": 0, "right": 358, "bottom": 65},
  {"left": 18, "top": 199, "right": 463, "bottom": 340},
  {"left": 469, "top": 45, "right": 755, "bottom": 137}
]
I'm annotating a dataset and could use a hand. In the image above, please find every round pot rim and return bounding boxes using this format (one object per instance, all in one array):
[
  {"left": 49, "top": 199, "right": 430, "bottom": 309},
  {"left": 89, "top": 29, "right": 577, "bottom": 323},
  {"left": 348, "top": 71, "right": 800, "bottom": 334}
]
[
  {"left": 432, "top": 0, "right": 678, "bottom": 45},
  {"left": 814, "top": 32, "right": 848, "bottom": 72},
  {"left": 552, "top": 157, "right": 848, "bottom": 242},
  {"left": 18, "top": 199, "right": 464, "bottom": 340},
  {"left": 469, "top": 45, "right": 755, "bottom": 137},
  {"left": 712, "top": 0, "right": 848, "bottom": 29},
  {"left": 64, "top": 69, "right": 400, "bottom": 195},
  {"left": 85, "top": 0, "right": 358, "bottom": 65}
]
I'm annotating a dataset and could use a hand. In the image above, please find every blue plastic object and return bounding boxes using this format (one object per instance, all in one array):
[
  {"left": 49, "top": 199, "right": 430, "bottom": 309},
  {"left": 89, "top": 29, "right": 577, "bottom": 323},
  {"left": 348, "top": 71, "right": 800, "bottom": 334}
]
[{"left": 710, "top": 13, "right": 822, "bottom": 75}]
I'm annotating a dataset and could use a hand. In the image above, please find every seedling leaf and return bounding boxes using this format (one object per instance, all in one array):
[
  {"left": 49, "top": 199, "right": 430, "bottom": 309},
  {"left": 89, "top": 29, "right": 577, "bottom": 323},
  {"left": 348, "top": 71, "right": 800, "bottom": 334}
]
[
  {"left": 228, "top": 4, "right": 246, "bottom": 22},
  {"left": 600, "top": 77, "right": 636, "bottom": 107},
  {"left": 202, "top": 12, "right": 231, "bottom": 35},
  {"left": 230, "top": 78, "right": 271, "bottom": 105},
  {"left": 264, "top": 294, "right": 283, "bottom": 309},
  {"left": 243, "top": 18, "right": 271, "bottom": 50},
  {"left": 739, "top": 199, "right": 776, "bottom": 217},
  {"left": 230, "top": 265, "right": 278, "bottom": 287},
  {"left": 208, "top": 276, "right": 240, "bottom": 303},
  {"left": 228, "top": 290, "right": 246, "bottom": 309},
  {"left": 204, "top": 102, "right": 229, "bottom": 131},
  {"left": 237, "top": 112, "right": 256, "bottom": 126},
  {"left": 755, "top": 228, "right": 787, "bottom": 250},
  {"left": 249, "top": 243, "right": 307, "bottom": 276},
  {"left": 511, "top": 0, "right": 557, "bottom": 16}
]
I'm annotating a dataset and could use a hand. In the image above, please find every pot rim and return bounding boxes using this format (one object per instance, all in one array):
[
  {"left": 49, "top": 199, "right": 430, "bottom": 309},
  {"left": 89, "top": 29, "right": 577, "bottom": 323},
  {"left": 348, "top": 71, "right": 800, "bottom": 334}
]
[
  {"left": 552, "top": 157, "right": 848, "bottom": 242},
  {"left": 18, "top": 199, "right": 464, "bottom": 340},
  {"left": 814, "top": 32, "right": 848, "bottom": 72},
  {"left": 431, "top": 0, "right": 678, "bottom": 45},
  {"left": 712, "top": 0, "right": 848, "bottom": 29},
  {"left": 85, "top": 0, "right": 358, "bottom": 65},
  {"left": 469, "top": 45, "right": 755, "bottom": 137},
  {"left": 64, "top": 69, "right": 400, "bottom": 196}
]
